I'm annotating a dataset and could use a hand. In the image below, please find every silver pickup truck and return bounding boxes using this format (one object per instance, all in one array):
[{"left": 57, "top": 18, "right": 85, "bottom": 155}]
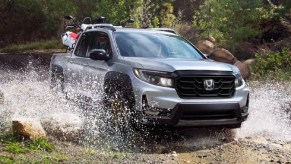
[{"left": 50, "top": 26, "right": 249, "bottom": 128}]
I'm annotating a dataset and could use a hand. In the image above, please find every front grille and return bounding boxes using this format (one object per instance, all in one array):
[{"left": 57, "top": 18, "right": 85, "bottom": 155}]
[{"left": 176, "top": 74, "right": 235, "bottom": 98}]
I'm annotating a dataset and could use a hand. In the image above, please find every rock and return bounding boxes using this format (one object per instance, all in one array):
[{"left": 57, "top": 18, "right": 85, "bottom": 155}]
[
  {"left": 171, "top": 151, "right": 178, "bottom": 157},
  {"left": 209, "top": 48, "right": 236, "bottom": 64},
  {"left": 12, "top": 118, "right": 46, "bottom": 140},
  {"left": 112, "top": 147, "right": 119, "bottom": 152},
  {"left": 243, "top": 59, "right": 256, "bottom": 65},
  {"left": 196, "top": 40, "right": 215, "bottom": 54},
  {"left": 182, "top": 160, "right": 191, "bottom": 163},
  {"left": 234, "top": 60, "right": 251, "bottom": 79},
  {"left": 155, "top": 145, "right": 169, "bottom": 154},
  {"left": 208, "top": 36, "right": 216, "bottom": 43},
  {"left": 208, "top": 48, "right": 251, "bottom": 79},
  {"left": 197, "top": 43, "right": 251, "bottom": 79},
  {"left": 41, "top": 113, "right": 83, "bottom": 142}
]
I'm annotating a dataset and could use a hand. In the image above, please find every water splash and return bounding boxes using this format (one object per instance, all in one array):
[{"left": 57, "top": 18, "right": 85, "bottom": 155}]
[
  {"left": 0, "top": 60, "right": 291, "bottom": 151},
  {"left": 238, "top": 81, "right": 291, "bottom": 141},
  {"left": 0, "top": 61, "right": 135, "bottom": 149}
]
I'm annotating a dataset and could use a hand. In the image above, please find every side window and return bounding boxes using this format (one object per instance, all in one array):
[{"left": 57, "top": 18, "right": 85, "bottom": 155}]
[
  {"left": 88, "top": 32, "right": 112, "bottom": 56},
  {"left": 74, "top": 33, "right": 92, "bottom": 57}
]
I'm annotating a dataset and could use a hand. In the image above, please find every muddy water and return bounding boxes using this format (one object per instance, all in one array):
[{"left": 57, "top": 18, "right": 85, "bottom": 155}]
[{"left": 0, "top": 54, "right": 291, "bottom": 153}]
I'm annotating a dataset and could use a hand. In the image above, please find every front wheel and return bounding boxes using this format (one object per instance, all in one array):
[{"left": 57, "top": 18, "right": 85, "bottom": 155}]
[{"left": 104, "top": 90, "right": 132, "bottom": 131}]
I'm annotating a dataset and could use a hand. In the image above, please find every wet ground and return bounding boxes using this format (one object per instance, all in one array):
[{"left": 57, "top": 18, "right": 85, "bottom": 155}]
[{"left": 0, "top": 53, "right": 291, "bottom": 163}]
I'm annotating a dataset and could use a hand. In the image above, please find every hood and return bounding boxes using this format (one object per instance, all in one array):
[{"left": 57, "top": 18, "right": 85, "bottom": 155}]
[{"left": 123, "top": 57, "right": 238, "bottom": 73}]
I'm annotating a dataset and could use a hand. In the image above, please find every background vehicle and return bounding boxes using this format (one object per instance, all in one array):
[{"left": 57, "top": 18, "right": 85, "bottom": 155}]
[{"left": 50, "top": 25, "right": 249, "bottom": 129}]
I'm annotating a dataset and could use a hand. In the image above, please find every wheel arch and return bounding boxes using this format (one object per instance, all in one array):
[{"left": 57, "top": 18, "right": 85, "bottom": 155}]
[
  {"left": 103, "top": 71, "right": 135, "bottom": 108},
  {"left": 50, "top": 64, "right": 64, "bottom": 75}
]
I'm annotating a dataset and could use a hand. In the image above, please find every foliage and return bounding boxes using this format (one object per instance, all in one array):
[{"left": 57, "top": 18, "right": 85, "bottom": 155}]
[
  {"left": 0, "top": 155, "right": 14, "bottom": 164},
  {"left": 159, "top": 2, "right": 176, "bottom": 27},
  {"left": 93, "top": 0, "right": 176, "bottom": 28},
  {"left": 0, "top": 133, "right": 55, "bottom": 154},
  {"left": 252, "top": 48, "right": 291, "bottom": 80},
  {"left": 41, "top": 153, "right": 68, "bottom": 163},
  {"left": 28, "top": 138, "right": 55, "bottom": 152},
  {"left": 193, "top": 0, "right": 285, "bottom": 44},
  {"left": 0, "top": 0, "right": 178, "bottom": 48},
  {"left": 4, "top": 142, "right": 29, "bottom": 153},
  {"left": 93, "top": 0, "right": 139, "bottom": 26},
  {"left": 0, "top": 0, "right": 46, "bottom": 46}
]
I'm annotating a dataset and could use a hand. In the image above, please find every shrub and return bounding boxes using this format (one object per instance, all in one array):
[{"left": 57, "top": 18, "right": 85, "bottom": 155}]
[
  {"left": 192, "top": 0, "right": 284, "bottom": 46},
  {"left": 252, "top": 48, "right": 291, "bottom": 80},
  {"left": 1, "top": 39, "right": 63, "bottom": 53}
]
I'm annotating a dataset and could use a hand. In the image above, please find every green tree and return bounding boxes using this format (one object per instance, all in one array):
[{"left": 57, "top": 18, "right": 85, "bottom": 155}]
[
  {"left": 132, "top": 0, "right": 176, "bottom": 28},
  {"left": 160, "top": 2, "right": 176, "bottom": 27},
  {"left": 193, "top": 0, "right": 283, "bottom": 44},
  {"left": 0, "top": 0, "right": 46, "bottom": 45},
  {"left": 92, "top": 0, "right": 139, "bottom": 26}
]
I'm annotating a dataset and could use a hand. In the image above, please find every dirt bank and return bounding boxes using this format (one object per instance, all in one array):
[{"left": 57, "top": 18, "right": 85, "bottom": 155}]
[{"left": 0, "top": 50, "right": 64, "bottom": 69}]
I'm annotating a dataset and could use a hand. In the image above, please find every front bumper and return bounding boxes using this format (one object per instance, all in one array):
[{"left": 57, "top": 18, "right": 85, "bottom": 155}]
[
  {"left": 141, "top": 102, "right": 248, "bottom": 127},
  {"left": 131, "top": 74, "right": 249, "bottom": 127}
]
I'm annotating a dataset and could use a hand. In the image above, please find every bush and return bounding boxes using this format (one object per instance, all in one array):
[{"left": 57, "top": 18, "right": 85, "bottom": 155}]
[
  {"left": 192, "top": 0, "right": 284, "bottom": 46},
  {"left": 252, "top": 48, "right": 291, "bottom": 80},
  {"left": 1, "top": 39, "right": 63, "bottom": 53}
]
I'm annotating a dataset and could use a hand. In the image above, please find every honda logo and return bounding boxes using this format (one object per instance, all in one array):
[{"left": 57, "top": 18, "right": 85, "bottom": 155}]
[{"left": 203, "top": 79, "right": 215, "bottom": 91}]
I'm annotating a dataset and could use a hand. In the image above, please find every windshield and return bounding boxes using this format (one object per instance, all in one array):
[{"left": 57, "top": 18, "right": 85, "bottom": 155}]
[{"left": 115, "top": 31, "right": 204, "bottom": 59}]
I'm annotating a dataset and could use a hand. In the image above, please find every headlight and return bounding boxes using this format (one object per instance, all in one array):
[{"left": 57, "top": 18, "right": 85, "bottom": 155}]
[
  {"left": 235, "top": 74, "right": 244, "bottom": 88},
  {"left": 133, "top": 68, "right": 174, "bottom": 87}
]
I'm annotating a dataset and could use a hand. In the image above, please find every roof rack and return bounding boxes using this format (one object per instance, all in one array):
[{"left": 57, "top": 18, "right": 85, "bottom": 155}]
[
  {"left": 82, "top": 24, "right": 177, "bottom": 34},
  {"left": 149, "top": 28, "right": 177, "bottom": 34},
  {"left": 83, "top": 24, "right": 117, "bottom": 31}
]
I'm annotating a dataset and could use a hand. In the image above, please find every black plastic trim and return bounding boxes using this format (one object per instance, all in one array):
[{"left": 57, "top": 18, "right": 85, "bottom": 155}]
[
  {"left": 174, "top": 70, "right": 236, "bottom": 99},
  {"left": 143, "top": 102, "right": 248, "bottom": 127}
]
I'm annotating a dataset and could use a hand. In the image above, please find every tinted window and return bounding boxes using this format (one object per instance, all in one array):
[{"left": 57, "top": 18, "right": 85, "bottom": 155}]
[
  {"left": 88, "top": 32, "right": 112, "bottom": 56},
  {"left": 115, "top": 32, "right": 203, "bottom": 59},
  {"left": 74, "top": 33, "right": 91, "bottom": 57}
]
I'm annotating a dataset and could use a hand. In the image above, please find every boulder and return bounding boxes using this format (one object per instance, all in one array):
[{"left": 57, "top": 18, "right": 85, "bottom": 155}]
[
  {"left": 234, "top": 60, "right": 251, "bottom": 80},
  {"left": 208, "top": 36, "right": 216, "bottom": 43},
  {"left": 12, "top": 118, "right": 46, "bottom": 140},
  {"left": 209, "top": 48, "right": 236, "bottom": 64},
  {"left": 196, "top": 40, "right": 251, "bottom": 79},
  {"left": 196, "top": 40, "right": 215, "bottom": 54},
  {"left": 41, "top": 113, "right": 83, "bottom": 142},
  {"left": 209, "top": 48, "right": 251, "bottom": 79},
  {"left": 243, "top": 59, "right": 256, "bottom": 66}
]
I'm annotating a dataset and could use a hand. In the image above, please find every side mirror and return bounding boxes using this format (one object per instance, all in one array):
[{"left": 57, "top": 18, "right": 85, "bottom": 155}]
[{"left": 89, "top": 49, "right": 111, "bottom": 61}]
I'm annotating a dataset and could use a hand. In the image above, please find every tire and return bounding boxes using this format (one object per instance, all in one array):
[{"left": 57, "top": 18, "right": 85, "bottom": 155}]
[
  {"left": 104, "top": 90, "right": 132, "bottom": 130},
  {"left": 103, "top": 79, "right": 137, "bottom": 132}
]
